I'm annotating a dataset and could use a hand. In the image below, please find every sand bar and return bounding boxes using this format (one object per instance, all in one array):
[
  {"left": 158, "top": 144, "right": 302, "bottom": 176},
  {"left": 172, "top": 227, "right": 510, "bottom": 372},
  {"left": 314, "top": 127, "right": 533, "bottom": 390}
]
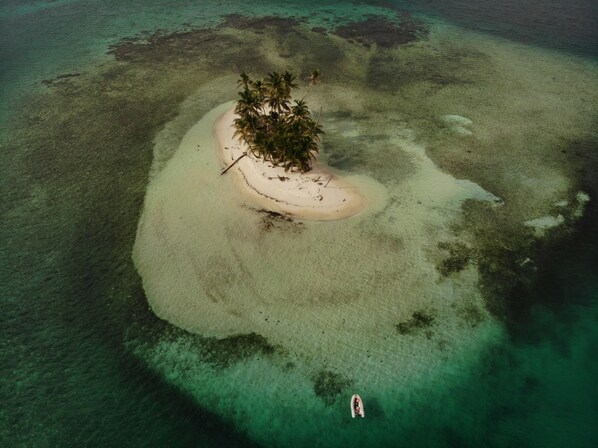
[{"left": 215, "top": 107, "right": 365, "bottom": 220}]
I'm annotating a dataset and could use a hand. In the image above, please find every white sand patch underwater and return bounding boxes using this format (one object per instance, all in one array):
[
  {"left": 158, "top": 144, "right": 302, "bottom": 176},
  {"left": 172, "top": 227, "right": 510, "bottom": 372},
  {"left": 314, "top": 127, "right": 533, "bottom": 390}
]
[
  {"left": 441, "top": 114, "right": 474, "bottom": 136},
  {"left": 525, "top": 215, "right": 565, "bottom": 236}
]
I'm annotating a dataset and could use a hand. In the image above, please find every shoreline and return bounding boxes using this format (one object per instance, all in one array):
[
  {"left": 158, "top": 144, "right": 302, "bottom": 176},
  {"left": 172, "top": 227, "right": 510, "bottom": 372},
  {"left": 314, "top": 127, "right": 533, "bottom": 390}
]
[{"left": 214, "top": 107, "right": 365, "bottom": 220}]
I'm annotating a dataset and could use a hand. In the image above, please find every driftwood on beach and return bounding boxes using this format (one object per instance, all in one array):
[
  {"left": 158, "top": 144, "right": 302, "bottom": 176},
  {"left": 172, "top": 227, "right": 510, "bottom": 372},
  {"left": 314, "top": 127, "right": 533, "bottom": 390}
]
[{"left": 221, "top": 152, "right": 247, "bottom": 175}]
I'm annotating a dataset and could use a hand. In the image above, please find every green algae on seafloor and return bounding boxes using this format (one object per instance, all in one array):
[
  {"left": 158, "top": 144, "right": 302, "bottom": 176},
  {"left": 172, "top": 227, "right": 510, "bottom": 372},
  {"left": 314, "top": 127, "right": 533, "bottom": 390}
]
[
  {"left": 199, "top": 332, "right": 278, "bottom": 368},
  {"left": 456, "top": 304, "right": 487, "bottom": 329},
  {"left": 332, "top": 14, "right": 429, "bottom": 48},
  {"left": 396, "top": 311, "right": 435, "bottom": 335},
  {"left": 257, "top": 209, "right": 305, "bottom": 233},
  {"left": 436, "top": 241, "right": 473, "bottom": 276},
  {"left": 313, "top": 369, "right": 354, "bottom": 406}
]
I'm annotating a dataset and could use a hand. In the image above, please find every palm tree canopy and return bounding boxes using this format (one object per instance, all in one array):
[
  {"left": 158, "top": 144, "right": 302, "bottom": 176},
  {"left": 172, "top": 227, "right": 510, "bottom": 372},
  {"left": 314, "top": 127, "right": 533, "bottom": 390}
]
[
  {"left": 237, "top": 71, "right": 251, "bottom": 90},
  {"left": 307, "top": 69, "right": 321, "bottom": 86},
  {"left": 233, "top": 70, "right": 323, "bottom": 172}
]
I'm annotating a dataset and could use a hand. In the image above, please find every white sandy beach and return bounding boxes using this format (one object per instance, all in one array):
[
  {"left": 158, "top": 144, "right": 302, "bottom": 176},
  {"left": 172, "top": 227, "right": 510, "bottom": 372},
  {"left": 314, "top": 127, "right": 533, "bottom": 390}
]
[{"left": 215, "top": 107, "right": 365, "bottom": 220}]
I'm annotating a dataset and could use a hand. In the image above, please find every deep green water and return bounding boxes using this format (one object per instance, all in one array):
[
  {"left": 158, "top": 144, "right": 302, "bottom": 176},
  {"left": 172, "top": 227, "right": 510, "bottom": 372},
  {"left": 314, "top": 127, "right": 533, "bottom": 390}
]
[{"left": 1, "top": 1, "right": 597, "bottom": 446}]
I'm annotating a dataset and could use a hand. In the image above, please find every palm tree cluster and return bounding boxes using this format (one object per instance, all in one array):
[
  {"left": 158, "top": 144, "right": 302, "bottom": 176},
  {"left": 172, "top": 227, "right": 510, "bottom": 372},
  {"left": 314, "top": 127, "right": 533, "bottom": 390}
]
[{"left": 233, "top": 70, "right": 323, "bottom": 172}]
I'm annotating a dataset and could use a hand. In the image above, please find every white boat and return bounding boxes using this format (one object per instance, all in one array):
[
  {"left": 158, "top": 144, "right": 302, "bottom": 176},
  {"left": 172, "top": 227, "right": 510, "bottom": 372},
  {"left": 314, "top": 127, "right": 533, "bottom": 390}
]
[{"left": 351, "top": 394, "right": 365, "bottom": 418}]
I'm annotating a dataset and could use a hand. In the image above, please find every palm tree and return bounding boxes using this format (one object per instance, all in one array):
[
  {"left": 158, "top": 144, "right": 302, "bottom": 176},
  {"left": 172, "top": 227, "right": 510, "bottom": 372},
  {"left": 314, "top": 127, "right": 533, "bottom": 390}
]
[
  {"left": 301, "top": 69, "right": 321, "bottom": 102},
  {"left": 235, "top": 90, "right": 260, "bottom": 119},
  {"left": 290, "top": 100, "right": 310, "bottom": 121},
  {"left": 237, "top": 71, "right": 251, "bottom": 91},
  {"left": 228, "top": 70, "right": 323, "bottom": 173},
  {"left": 265, "top": 71, "right": 292, "bottom": 115},
  {"left": 252, "top": 79, "right": 266, "bottom": 109},
  {"left": 307, "top": 69, "right": 321, "bottom": 85},
  {"left": 282, "top": 71, "right": 298, "bottom": 98}
]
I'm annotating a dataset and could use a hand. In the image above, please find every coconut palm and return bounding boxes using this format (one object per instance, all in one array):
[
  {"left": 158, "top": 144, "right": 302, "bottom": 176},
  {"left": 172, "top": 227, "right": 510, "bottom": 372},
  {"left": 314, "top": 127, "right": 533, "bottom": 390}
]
[
  {"left": 300, "top": 69, "right": 321, "bottom": 102},
  {"left": 282, "top": 71, "right": 298, "bottom": 97},
  {"left": 237, "top": 71, "right": 251, "bottom": 91},
  {"left": 290, "top": 100, "right": 310, "bottom": 121},
  {"left": 307, "top": 69, "right": 321, "bottom": 85},
  {"left": 230, "top": 70, "right": 322, "bottom": 173}
]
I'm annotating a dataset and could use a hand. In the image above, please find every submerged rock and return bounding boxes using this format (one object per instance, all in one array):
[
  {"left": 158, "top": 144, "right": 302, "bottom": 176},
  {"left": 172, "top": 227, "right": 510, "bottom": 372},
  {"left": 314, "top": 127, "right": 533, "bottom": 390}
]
[
  {"left": 441, "top": 114, "right": 473, "bottom": 126},
  {"left": 449, "top": 125, "right": 473, "bottom": 136},
  {"left": 333, "top": 15, "right": 428, "bottom": 48},
  {"left": 441, "top": 115, "right": 473, "bottom": 136}
]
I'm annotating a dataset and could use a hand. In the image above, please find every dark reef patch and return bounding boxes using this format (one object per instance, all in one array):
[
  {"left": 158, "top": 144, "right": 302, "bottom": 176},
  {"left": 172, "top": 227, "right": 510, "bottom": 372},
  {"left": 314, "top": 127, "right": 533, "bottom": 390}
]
[
  {"left": 457, "top": 305, "right": 487, "bottom": 328},
  {"left": 453, "top": 190, "right": 597, "bottom": 330},
  {"left": 41, "top": 72, "right": 81, "bottom": 87},
  {"left": 313, "top": 370, "right": 354, "bottom": 406},
  {"left": 106, "top": 27, "right": 270, "bottom": 74},
  {"left": 323, "top": 138, "right": 367, "bottom": 171},
  {"left": 311, "top": 26, "right": 328, "bottom": 35},
  {"left": 105, "top": 17, "right": 345, "bottom": 80},
  {"left": 434, "top": 195, "right": 587, "bottom": 304},
  {"left": 366, "top": 45, "right": 486, "bottom": 91},
  {"left": 455, "top": 200, "right": 538, "bottom": 320},
  {"left": 198, "top": 332, "right": 277, "bottom": 369},
  {"left": 332, "top": 15, "right": 428, "bottom": 48},
  {"left": 108, "top": 28, "right": 216, "bottom": 61},
  {"left": 396, "top": 311, "right": 435, "bottom": 335},
  {"left": 257, "top": 209, "right": 304, "bottom": 233},
  {"left": 437, "top": 241, "right": 472, "bottom": 276},
  {"left": 219, "top": 14, "right": 304, "bottom": 33}
]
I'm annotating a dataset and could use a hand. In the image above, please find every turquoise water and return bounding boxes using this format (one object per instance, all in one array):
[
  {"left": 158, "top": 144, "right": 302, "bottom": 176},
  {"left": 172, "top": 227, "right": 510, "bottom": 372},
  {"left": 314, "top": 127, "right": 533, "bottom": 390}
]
[{"left": 1, "top": 1, "right": 597, "bottom": 446}]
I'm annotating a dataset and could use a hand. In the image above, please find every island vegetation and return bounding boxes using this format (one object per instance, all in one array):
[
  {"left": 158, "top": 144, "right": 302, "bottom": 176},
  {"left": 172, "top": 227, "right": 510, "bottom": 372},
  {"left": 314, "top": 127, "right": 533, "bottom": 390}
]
[{"left": 231, "top": 70, "right": 323, "bottom": 173}]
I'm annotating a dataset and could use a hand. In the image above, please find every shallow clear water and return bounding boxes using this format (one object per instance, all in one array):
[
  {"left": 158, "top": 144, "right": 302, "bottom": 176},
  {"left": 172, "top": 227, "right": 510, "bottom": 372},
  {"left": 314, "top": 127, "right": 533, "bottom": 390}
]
[{"left": 1, "top": 1, "right": 597, "bottom": 447}]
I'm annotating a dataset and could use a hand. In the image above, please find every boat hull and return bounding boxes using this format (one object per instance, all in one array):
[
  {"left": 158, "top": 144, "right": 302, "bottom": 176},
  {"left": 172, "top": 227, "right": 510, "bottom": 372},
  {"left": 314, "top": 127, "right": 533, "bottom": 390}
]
[{"left": 351, "top": 394, "right": 365, "bottom": 418}]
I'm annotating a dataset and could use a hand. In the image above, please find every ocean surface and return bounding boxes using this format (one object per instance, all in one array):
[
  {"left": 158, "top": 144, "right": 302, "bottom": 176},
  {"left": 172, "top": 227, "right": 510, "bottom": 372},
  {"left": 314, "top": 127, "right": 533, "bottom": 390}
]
[{"left": 1, "top": 1, "right": 597, "bottom": 447}]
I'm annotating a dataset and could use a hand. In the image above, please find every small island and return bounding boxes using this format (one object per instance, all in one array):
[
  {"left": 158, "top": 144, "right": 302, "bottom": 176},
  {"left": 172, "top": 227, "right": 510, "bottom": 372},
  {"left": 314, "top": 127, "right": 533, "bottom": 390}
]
[{"left": 216, "top": 71, "right": 364, "bottom": 220}]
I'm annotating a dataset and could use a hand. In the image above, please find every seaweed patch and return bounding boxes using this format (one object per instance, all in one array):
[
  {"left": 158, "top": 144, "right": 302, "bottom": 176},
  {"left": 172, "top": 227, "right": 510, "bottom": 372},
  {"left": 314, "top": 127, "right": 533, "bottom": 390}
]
[
  {"left": 311, "top": 27, "right": 328, "bottom": 35},
  {"left": 219, "top": 14, "right": 305, "bottom": 33},
  {"left": 313, "top": 369, "right": 354, "bottom": 406},
  {"left": 257, "top": 209, "right": 304, "bottom": 233},
  {"left": 198, "top": 332, "right": 277, "bottom": 369},
  {"left": 457, "top": 305, "right": 487, "bottom": 328},
  {"left": 396, "top": 311, "right": 435, "bottom": 335},
  {"left": 437, "top": 241, "right": 472, "bottom": 276},
  {"left": 41, "top": 72, "right": 81, "bottom": 87},
  {"left": 332, "top": 15, "right": 428, "bottom": 48}
]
